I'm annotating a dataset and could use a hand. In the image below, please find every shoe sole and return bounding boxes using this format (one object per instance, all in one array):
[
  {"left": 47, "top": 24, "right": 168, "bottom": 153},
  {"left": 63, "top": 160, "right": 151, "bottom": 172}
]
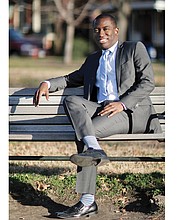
[
  {"left": 70, "top": 154, "right": 110, "bottom": 167},
  {"left": 56, "top": 210, "right": 98, "bottom": 219},
  {"left": 75, "top": 210, "right": 98, "bottom": 218}
]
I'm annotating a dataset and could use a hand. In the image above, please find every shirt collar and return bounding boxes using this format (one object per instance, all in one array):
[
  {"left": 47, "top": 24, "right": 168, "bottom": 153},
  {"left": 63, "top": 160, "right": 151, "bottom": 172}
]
[{"left": 102, "top": 41, "right": 118, "bottom": 54}]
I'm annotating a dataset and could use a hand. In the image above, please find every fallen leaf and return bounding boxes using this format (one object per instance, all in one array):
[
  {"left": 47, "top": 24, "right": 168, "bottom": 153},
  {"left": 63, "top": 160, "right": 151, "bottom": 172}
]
[{"left": 36, "top": 181, "right": 50, "bottom": 191}]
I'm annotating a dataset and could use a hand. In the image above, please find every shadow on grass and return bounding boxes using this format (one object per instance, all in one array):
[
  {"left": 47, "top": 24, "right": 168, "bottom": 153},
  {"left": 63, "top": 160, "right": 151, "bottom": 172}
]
[
  {"left": 9, "top": 163, "right": 74, "bottom": 218},
  {"left": 98, "top": 172, "right": 165, "bottom": 214},
  {"left": 9, "top": 162, "right": 71, "bottom": 176},
  {"left": 124, "top": 190, "right": 161, "bottom": 214},
  {"left": 9, "top": 163, "right": 165, "bottom": 216},
  {"left": 9, "top": 177, "right": 69, "bottom": 218}
]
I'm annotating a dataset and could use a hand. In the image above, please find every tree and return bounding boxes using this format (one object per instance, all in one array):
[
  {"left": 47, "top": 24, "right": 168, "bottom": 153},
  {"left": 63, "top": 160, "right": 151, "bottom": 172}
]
[
  {"left": 53, "top": 0, "right": 95, "bottom": 64},
  {"left": 112, "top": 0, "right": 131, "bottom": 42}
]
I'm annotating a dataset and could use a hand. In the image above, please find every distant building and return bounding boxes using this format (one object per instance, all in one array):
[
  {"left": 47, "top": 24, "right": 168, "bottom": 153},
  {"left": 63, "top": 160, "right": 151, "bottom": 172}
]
[{"left": 128, "top": 0, "right": 165, "bottom": 59}]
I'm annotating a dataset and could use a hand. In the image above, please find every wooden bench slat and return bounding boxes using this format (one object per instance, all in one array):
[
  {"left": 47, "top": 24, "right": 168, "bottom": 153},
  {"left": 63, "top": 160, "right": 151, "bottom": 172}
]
[
  {"left": 9, "top": 95, "right": 165, "bottom": 105},
  {"left": 9, "top": 87, "right": 84, "bottom": 96},
  {"left": 9, "top": 115, "right": 70, "bottom": 124},
  {"left": 10, "top": 125, "right": 74, "bottom": 132},
  {"left": 9, "top": 132, "right": 165, "bottom": 141},
  {"left": 9, "top": 105, "right": 64, "bottom": 115},
  {"left": 9, "top": 105, "right": 165, "bottom": 115},
  {"left": 10, "top": 116, "right": 165, "bottom": 125},
  {"left": 9, "top": 87, "right": 165, "bottom": 96},
  {"left": 9, "top": 156, "right": 165, "bottom": 162},
  {"left": 10, "top": 123, "right": 165, "bottom": 132}
]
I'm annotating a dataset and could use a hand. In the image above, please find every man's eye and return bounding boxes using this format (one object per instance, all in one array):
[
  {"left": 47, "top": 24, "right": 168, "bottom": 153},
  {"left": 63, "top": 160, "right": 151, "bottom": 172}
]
[
  {"left": 104, "top": 28, "right": 109, "bottom": 32},
  {"left": 94, "top": 29, "right": 99, "bottom": 33}
]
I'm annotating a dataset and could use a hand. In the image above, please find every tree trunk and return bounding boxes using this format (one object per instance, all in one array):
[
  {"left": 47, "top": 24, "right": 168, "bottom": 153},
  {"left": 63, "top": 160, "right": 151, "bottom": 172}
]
[
  {"left": 54, "top": 18, "right": 64, "bottom": 55},
  {"left": 63, "top": 23, "right": 75, "bottom": 64},
  {"left": 63, "top": 0, "right": 74, "bottom": 64},
  {"left": 117, "top": 0, "right": 131, "bottom": 42},
  {"left": 118, "top": 11, "right": 128, "bottom": 42}
]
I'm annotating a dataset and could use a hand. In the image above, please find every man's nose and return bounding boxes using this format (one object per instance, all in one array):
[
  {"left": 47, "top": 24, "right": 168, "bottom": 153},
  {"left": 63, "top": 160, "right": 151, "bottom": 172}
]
[{"left": 99, "top": 29, "right": 105, "bottom": 36}]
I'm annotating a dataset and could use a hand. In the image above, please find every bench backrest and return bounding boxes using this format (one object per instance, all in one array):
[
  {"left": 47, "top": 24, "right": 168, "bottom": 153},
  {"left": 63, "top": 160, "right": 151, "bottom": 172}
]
[{"left": 9, "top": 87, "right": 165, "bottom": 141}]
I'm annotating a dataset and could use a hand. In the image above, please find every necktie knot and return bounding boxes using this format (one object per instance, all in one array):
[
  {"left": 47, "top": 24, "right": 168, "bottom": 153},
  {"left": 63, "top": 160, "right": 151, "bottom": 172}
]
[{"left": 103, "top": 50, "right": 111, "bottom": 59}]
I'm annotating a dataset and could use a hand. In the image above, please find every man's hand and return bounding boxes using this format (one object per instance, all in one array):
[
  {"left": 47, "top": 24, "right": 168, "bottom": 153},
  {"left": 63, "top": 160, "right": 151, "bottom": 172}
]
[
  {"left": 98, "top": 102, "right": 124, "bottom": 118},
  {"left": 33, "top": 82, "right": 49, "bottom": 107}
]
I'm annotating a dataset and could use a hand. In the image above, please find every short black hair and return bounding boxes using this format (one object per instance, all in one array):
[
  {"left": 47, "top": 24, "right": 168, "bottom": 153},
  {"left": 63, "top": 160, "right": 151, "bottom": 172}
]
[{"left": 92, "top": 14, "right": 117, "bottom": 28}]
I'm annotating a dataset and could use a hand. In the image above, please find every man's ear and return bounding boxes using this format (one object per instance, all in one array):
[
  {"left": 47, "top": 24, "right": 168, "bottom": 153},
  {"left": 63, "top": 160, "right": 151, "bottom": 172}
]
[{"left": 115, "top": 27, "right": 119, "bottom": 35}]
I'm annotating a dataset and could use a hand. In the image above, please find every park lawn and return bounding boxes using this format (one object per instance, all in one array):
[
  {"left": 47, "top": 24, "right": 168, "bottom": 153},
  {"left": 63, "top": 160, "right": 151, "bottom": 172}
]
[{"left": 9, "top": 56, "right": 165, "bottom": 87}]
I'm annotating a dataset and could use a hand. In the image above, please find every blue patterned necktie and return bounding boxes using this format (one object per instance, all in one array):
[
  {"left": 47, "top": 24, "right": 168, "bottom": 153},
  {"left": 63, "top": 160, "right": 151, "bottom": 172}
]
[{"left": 97, "top": 50, "right": 111, "bottom": 102}]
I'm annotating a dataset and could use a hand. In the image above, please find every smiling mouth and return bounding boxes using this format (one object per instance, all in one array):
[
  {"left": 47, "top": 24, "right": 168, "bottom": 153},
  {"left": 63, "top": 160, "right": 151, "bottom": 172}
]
[{"left": 99, "top": 38, "right": 108, "bottom": 44}]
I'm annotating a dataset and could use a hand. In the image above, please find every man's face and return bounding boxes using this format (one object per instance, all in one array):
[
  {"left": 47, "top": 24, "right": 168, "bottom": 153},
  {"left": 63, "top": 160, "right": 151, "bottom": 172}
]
[{"left": 93, "top": 17, "right": 119, "bottom": 50}]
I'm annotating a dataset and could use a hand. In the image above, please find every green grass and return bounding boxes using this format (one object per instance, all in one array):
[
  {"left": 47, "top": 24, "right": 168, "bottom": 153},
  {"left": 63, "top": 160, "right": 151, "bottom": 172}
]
[{"left": 9, "top": 164, "right": 164, "bottom": 209}]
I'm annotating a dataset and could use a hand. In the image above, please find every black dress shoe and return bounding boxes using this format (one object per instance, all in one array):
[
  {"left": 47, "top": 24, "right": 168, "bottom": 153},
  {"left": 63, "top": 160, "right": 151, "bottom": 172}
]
[
  {"left": 55, "top": 201, "right": 98, "bottom": 219},
  {"left": 70, "top": 148, "right": 110, "bottom": 167}
]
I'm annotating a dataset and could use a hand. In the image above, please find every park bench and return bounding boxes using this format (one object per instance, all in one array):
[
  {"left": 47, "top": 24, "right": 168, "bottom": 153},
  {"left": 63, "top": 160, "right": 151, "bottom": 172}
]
[{"left": 9, "top": 87, "right": 165, "bottom": 162}]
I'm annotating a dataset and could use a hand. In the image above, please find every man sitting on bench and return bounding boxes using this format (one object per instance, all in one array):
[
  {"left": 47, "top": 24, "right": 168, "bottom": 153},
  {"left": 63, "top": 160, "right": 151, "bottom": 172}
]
[{"left": 33, "top": 13, "right": 161, "bottom": 219}]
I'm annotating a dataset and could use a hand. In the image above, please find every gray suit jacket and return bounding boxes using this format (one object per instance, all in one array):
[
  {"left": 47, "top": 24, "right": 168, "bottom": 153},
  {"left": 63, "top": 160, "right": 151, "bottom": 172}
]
[{"left": 48, "top": 41, "right": 162, "bottom": 133}]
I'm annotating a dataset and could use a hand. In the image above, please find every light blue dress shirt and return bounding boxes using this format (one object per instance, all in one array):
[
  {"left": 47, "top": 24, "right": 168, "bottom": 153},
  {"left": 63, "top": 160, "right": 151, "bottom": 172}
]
[{"left": 96, "top": 41, "right": 119, "bottom": 103}]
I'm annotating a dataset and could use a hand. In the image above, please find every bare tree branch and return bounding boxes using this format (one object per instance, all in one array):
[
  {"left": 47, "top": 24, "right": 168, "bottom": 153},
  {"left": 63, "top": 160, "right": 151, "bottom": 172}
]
[
  {"left": 54, "top": 0, "right": 96, "bottom": 26},
  {"left": 73, "top": 0, "right": 96, "bottom": 26},
  {"left": 53, "top": 0, "right": 67, "bottom": 21}
]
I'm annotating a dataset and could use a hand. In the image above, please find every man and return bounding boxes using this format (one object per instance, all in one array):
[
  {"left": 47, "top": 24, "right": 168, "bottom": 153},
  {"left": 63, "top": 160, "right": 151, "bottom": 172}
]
[{"left": 33, "top": 14, "right": 162, "bottom": 219}]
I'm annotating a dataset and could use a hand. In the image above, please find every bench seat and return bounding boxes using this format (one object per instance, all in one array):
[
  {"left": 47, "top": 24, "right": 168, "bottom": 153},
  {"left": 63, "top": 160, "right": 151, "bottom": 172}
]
[{"left": 9, "top": 87, "right": 165, "bottom": 162}]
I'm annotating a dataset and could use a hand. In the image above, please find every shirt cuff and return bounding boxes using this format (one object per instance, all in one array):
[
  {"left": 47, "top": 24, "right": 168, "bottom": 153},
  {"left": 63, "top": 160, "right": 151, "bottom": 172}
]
[
  {"left": 43, "top": 80, "right": 51, "bottom": 89},
  {"left": 121, "top": 102, "right": 127, "bottom": 110}
]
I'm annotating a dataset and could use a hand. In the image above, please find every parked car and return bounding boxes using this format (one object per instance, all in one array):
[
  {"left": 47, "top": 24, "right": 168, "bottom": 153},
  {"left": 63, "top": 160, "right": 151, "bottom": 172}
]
[{"left": 9, "top": 28, "right": 45, "bottom": 57}]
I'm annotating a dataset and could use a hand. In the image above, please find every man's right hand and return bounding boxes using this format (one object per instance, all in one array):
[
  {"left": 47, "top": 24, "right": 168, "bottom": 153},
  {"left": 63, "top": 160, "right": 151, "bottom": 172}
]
[{"left": 33, "top": 82, "right": 49, "bottom": 107}]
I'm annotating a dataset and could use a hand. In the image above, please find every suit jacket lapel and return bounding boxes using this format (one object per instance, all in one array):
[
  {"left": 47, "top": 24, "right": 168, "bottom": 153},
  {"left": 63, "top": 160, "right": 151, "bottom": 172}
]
[
  {"left": 87, "top": 51, "right": 101, "bottom": 101},
  {"left": 115, "top": 42, "right": 123, "bottom": 94}
]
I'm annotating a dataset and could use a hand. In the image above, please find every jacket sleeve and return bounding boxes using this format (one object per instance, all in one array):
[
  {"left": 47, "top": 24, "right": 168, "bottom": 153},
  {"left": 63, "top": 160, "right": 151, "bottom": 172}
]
[
  {"left": 47, "top": 59, "right": 88, "bottom": 93},
  {"left": 120, "top": 41, "right": 155, "bottom": 111}
]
